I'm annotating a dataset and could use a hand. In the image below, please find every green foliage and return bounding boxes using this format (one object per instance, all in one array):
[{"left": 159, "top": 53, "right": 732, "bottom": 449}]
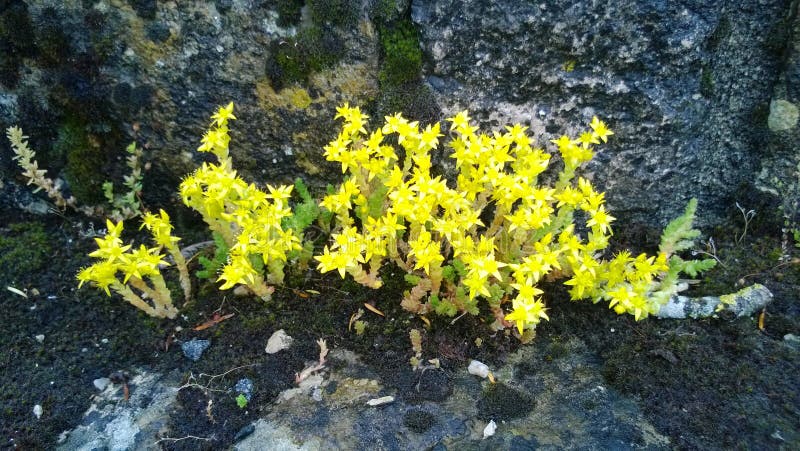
[
  {"left": 102, "top": 142, "right": 144, "bottom": 220},
  {"left": 196, "top": 232, "right": 230, "bottom": 280},
  {"left": 235, "top": 393, "right": 248, "bottom": 408},
  {"left": 282, "top": 178, "right": 321, "bottom": 234},
  {"left": 58, "top": 118, "right": 105, "bottom": 204},
  {"left": 370, "top": 0, "right": 402, "bottom": 24},
  {"left": 659, "top": 198, "right": 702, "bottom": 256},
  {"left": 0, "top": 222, "right": 51, "bottom": 285},
  {"left": 379, "top": 20, "right": 423, "bottom": 87},
  {"left": 647, "top": 198, "right": 717, "bottom": 305}
]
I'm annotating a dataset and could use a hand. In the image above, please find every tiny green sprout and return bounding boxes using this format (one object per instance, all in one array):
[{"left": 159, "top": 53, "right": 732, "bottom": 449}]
[
  {"left": 236, "top": 393, "right": 248, "bottom": 409},
  {"left": 354, "top": 320, "right": 367, "bottom": 335}
]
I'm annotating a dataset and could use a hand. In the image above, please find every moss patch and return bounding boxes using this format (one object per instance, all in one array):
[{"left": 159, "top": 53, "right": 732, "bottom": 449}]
[
  {"left": 378, "top": 20, "right": 423, "bottom": 88},
  {"left": 265, "top": 26, "right": 346, "bottom": 90},
  {"left": 58, "top": 118, "right": 106, "bottom": 205},
  {"left": 0, "top": 222, "right": 51, "bottom": 286}
]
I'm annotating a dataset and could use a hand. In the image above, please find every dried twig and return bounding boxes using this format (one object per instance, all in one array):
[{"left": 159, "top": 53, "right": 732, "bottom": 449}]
[
  {"left": 155, "top": 435, "right": 212, "bottom": 444},
  {"left": 295, "top": 339, "right": 328, "bottom": 384},
  {"left": 178, "top": 364, "right": 259, "bottom": 393}
]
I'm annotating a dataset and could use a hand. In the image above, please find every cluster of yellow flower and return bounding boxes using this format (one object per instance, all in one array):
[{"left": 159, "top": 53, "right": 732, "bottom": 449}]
[
  {"left": 179, "top": 103, "right": 302, "bottom": 299},
  {"left": 315, "top": 104, "right": 679, "bottom": 336},
  {"left": 77, "top": 219, "right": 181, "bottom": 318},
  {"left": 76, "top": 102, "right": 712, "bottom": 333}
]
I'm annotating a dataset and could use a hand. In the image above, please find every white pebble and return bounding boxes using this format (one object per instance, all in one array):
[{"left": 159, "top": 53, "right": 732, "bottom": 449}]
[
  {"left": 483, "top": 419, "right": 497, "bottom": 438},
  {"left": 366, "top": 396, "right": 394, "bottom": 406},
  {"left": 35, "top": 335, "right": 45, "bottom": 343},
  {"left": 265, "top": 329, "right": 293, "bottom": 354},
  {"left": 33, "top": 404, "right": 43, "bottom": 419},
  {"left": 468, "top": 360, "right": 490, "bottom": 379}
]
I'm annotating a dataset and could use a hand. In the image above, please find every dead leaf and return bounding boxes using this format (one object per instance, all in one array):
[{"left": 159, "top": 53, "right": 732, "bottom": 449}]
[
  {"left": 193, "top": 313, "right": 234, "bottom": 331},
  {"left": 364, "top": 303, "right": 384, "bottom": 317}
]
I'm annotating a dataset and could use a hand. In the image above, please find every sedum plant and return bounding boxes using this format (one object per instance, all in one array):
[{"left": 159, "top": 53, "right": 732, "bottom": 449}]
[
  {"left": 179, "top": 103, "right": 303, "bottom": 299},
  {"left": 102, "top": 141, "right": 145, "bottom": 221},
  {"left": 77, "top": 219, "right": 181, "bottom": 319},
  {"left": 6, "top": 126, "right": 95, "bottom": 216},
  {"left": 7, "top": 126, "right": 145, "bottom": 219},
  {"left": 314, "top": 105, "right": 716, "bottom": 337},
  {"left": 141, "top": 209, "right": 192, "bottom": 302}
]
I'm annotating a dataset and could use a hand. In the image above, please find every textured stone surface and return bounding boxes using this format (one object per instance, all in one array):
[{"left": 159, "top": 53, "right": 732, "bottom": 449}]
[
  {"left": 0, "top": 0, "right": 797, "bottom": 230},
  {"left": 0, "top": 0, "right": 380, "bottom": 213},
  {"left": 757, "top": 4, "right": 800, "bottom": 232},
  {"left": 656, "top": 283, "right": 773, "bottom": 319},
  {"left": 57, "top": 370, "right": 180, "bottom": 451},
  {"left": 411, "top": 0, "right": 795, "bottom": 228}
]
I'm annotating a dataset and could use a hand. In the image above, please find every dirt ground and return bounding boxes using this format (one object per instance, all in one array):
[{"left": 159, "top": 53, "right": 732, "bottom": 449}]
[{"left": 1, "top": 204, "right": 798, "bottom": 450}]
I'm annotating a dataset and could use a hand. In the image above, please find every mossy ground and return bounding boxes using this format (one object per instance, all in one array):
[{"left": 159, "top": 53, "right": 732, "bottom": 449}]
[{"left": 0, "top": 205, "right": 798, "bottom": 448}]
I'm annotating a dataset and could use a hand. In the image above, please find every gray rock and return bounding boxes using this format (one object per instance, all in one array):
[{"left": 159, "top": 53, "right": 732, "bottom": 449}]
[
  {"left": 58, "top": 370, "right": 180, "bottom": 451},
  {"left": 656, "top": 284, "right": 773, "bottom": 319},
  {"left": 412, "top": 0, "right": 794, "bottom": 229},
  {"left": 768, "top": 99, "right": 799, "bottom": 131},
  {"left": 265, "top": 329, "right": 293, "bottom": 354},
  {"left": 784, "top": 334, "right": 800, "bottom": 347},
  {"left": 182, "top": 339, "right": 211, "bottom": 361},
  {"left": 93, "top": 377, "right": 111, "bottom": 391},
  {"left": 235, "top": 378, "right": 254, "bottom": 401}
]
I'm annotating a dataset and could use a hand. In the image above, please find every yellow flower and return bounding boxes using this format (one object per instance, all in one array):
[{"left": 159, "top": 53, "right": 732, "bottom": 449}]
[
  {"left": 77, "top": 261, "right": 119, "bottom": 296},
  {"left": 589, "top": 116, "right": 613, "bottom": 143},
  {"left": 587, "top": 206, "right": 615, "bottom": 235},
  {"left": 504, "top": 297, "right": 549, "bottom": 334},
  {"left": 408, "top": 229, "right": 444, "bottom": 274},
  {"left": 210, "top": 102, "right": 236, "bottom": 127},
  {"left": 218, "top": 252, "right": 259, "bottom": 290},
  {"left": 315, "top": 246, "right": 352, "bottom": 278}
]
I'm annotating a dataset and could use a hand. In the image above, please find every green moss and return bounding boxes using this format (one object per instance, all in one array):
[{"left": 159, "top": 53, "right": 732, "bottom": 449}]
[
  {"left": 57, "top": 118, "right": 106, "bottom": 204},
  {"left": 266, "top": 26, "right": 345, "bottom": 90},
  {"left": 371, "top": 0, "right": 401, "bottom": 24},
  {"left": 276, "top": 0, "right": 305, "bottom": 26},
  {"left": 307, "top": 0, "right": 360, "bottom": 27},
  {"left": 378, "top": 20, "right": 423, "bottom": 88},
  {"left": 0, "top": 222, "right": 52, "bottom": 285},
  {"left": 700, "top": 65, "right": 714, "bottom": 97}
]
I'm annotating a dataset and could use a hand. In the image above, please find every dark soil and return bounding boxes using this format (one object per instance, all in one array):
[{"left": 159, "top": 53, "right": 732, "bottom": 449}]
[{"left": 1, "top": 204, "right": 798, "bottom": 449}]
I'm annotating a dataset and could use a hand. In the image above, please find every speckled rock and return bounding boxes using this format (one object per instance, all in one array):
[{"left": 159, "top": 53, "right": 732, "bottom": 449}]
[
  {"left": 411, "top": 0, "right": 795, "bottom": 229},
  {"left": 181, "top": 338, "right": 211, "bottom": 361},
  {"left": 58, "top": 370, "right": 180, "bottom": 451},
  {"left": 0, "top": 0, "right": 380, "bottom": 215},
  {"left": 656, "top": 283, "right": 773, "bottom": 319},
  {"left": 756, "top": 7, "right": 800, "bottom": 231}
]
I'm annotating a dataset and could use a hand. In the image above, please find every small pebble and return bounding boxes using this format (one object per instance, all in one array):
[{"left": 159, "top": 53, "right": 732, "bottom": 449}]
[
  {"left": 35, "top": 335, "right": 45, "bottom": 343},
  {"left": 234, "top": 378, "right": 254, "bottom": 401},
  {"left": 265, "top": 329, "right": 293, "bottom": 354},
  {"left": 784, "top": 334, "right": 800, "bottom": 345},
  {"left": 483, "top": 420, "right": 497, "bottom": 438},
  {"left": 366, "top": 396, "right": 394, "bottom": 406},
  {"left": 181, "top": 339, "right": 211, "bottom": 361},
  {"left": 33, "top": 404, "right": 42, "bottom": 419},
  {"left": 93, "top": 377, "right": 111, "bottom": 391},
  {"left": 468, "top": 360, "right": 490, "bottom": 379}
]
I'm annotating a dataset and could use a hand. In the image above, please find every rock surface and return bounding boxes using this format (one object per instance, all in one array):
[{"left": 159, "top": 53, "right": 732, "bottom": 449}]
[
  {"left": 411, "top": 0, "right": 795, "bottom": 228},
  {"left": 57, "top": 370, "right": 180, "bottom": 451},
  {"left": 0, "top": 1, "right": 796, "bottom": 230},
  {"left": 56, "top": 343, "right": 671, "bottom": 450},
  {"left": 656, "top": 283, "right": 773, "bottom": 319}
]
